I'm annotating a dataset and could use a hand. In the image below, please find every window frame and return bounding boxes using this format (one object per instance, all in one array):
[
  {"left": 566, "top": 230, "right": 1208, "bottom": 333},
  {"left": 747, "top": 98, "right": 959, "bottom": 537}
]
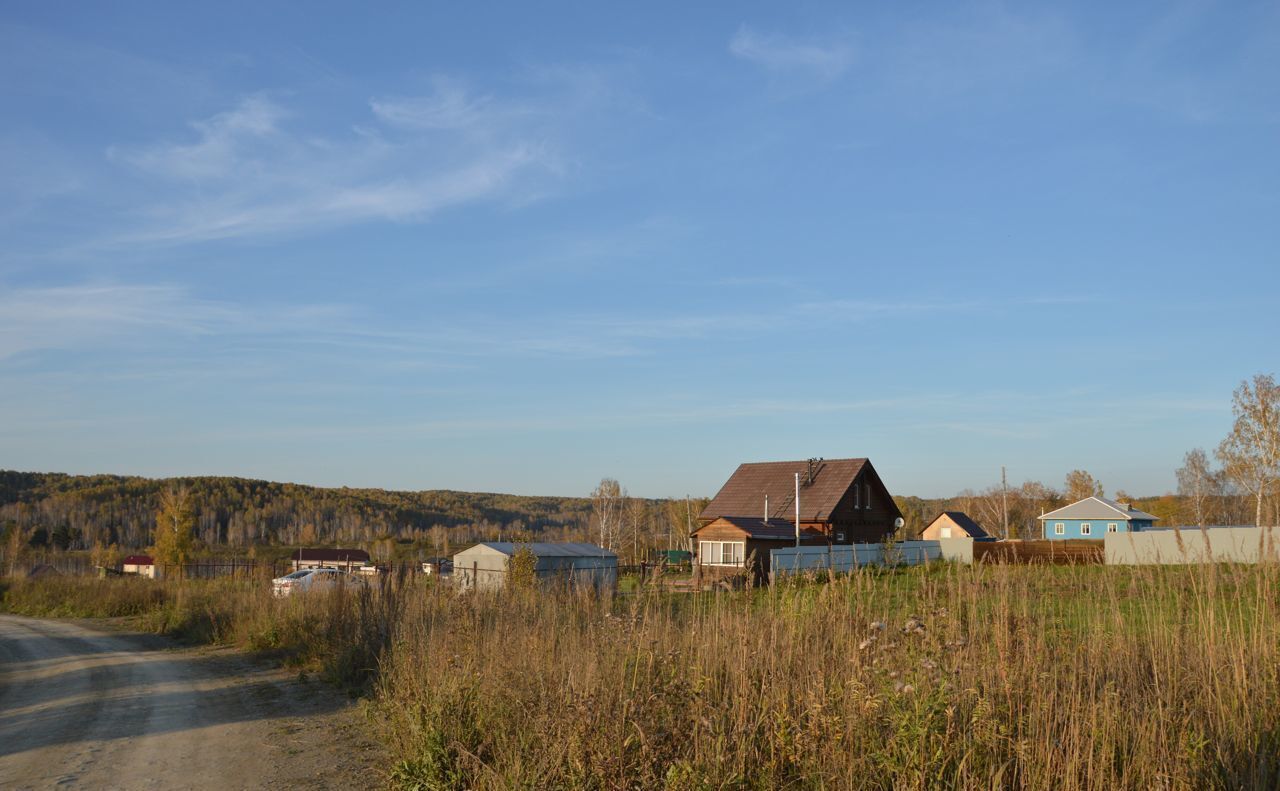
[
  {"left": 699, "top": 540, "right": 746, "bottom": 567},
  {"left": 1054, "top": 523, "right": 1065, "bottom": 536},
  {"left": 1080, "top": 522, "right": 1092, "bottom": 536},
  {"left": 1107, "top": 522, "right": 1118, "bottom": 533}
]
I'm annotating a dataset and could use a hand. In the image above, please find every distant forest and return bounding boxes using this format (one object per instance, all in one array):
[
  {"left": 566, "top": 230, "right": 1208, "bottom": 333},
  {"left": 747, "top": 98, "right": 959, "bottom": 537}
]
[
  {"left": 0, "top": 470, "right": 721, "bottom": 563},
  {"left": 0, "top": 471, "right": 606, "bottom": 556},
  {"left": 0, "top": 460, "right": 1269, "bottom": 561}
]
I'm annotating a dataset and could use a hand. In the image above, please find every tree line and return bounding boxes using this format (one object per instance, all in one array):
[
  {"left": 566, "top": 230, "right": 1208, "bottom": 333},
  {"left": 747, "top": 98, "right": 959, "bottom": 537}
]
[{"left": 4, "top": 373, "right": 1276, "bottom": 563}]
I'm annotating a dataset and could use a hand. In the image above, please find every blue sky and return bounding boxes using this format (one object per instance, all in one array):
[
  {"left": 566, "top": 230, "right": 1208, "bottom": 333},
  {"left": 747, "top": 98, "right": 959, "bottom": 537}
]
[{"left": 2, "top": 1, "right": 1278, "bottom": 498}]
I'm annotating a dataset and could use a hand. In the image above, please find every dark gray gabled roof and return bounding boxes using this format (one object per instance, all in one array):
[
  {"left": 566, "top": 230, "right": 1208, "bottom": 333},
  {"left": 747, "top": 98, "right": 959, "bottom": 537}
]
[
  {"left": 923, "top": 511, "right": 991, "bottom": 539},
  {"left": 466, "top": 542, "right": 616, "bottom": 558},
  {"left": 1038, "top": 496, "right": 1159, "bottom": 522},
  {"left": 291, "top": 548, "right": 370, "bottom": 562}
]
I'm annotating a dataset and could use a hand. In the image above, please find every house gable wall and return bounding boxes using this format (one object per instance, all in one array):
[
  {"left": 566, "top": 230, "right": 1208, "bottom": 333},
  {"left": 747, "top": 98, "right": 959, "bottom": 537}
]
[
  {"left": 1043, "top": 518, "right": 1152, "bottom": 540},
  {"left": 824, "top": 467, "right": 901, "bottom": 543}
]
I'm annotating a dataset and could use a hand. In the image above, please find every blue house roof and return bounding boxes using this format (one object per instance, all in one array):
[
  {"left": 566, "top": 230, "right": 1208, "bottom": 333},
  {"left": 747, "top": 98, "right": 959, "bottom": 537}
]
[{"left": 1038, "top": 496, "right": 1159, "bottom": 523}]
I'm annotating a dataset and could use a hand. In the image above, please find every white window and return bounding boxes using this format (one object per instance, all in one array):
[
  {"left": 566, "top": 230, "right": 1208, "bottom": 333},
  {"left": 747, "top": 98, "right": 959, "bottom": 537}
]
[
  {"left": 699, "top": 541, "right": 745, "bottom": 566},
  {"left": 1080, "top": 523, "right": 1091, "bottom": 536},
  {"left": 836, "top": 531, "right": 846, "bottom": 542},
  {"left": 854, "top": 485, "right": 860, "bottom": 509},
  {"left": 864, "top": 484, "right": 871, "bottom": 509},
  {"left": 1054, "top": 523, "right": 1065, "bottom": 535},
  {"left": 941, "top": 527, "right": 952, "bottom": 538},
  {"left": 1107, "top": 523, "right": 1118, "bottom": 533}
]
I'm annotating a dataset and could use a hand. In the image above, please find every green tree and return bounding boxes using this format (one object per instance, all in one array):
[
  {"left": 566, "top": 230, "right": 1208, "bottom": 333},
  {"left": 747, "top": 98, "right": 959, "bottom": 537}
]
[
  {"left": 508, "top": 545, "right": 539, "bottom": 591},
  {"left": 153, "top": 487, "right": 196, "bottom": 575},
  {"left": 1064, "top": 470, "right": 1104, "bottom": 502}
]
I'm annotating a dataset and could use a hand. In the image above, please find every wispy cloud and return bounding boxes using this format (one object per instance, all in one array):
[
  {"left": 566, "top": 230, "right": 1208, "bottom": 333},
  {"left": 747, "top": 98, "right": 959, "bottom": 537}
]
[
  {"left": 370, "top": 76, "right": 499, "bottom": 131},
  {"left": 0, "top": 283, "right": 346, "bottom": 360},
  {"left": 112, "top": 94, "right": 287, "bottom": 181},
  {"left": 729, "top": 25, "right": 854, "bottom": 80},
  {"left": 98, "top": 74, "right": 591, "bottom": 246}
]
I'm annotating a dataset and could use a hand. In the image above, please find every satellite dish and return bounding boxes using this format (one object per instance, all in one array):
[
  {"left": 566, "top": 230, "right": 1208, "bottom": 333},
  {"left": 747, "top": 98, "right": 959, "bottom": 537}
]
[{"left": 894, "top": 517, "right": 905, "bottom": 529}]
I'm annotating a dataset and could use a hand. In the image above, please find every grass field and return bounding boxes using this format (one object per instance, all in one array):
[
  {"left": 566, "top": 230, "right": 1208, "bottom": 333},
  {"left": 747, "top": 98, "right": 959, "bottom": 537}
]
[{"left": 4, "top": 561, "right": 1278, "bottom": 789}]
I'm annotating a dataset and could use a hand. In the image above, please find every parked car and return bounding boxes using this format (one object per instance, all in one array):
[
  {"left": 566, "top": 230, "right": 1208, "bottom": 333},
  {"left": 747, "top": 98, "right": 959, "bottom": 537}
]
[{"left": 271, "top": 567, "right": 365, "bottom": 598}]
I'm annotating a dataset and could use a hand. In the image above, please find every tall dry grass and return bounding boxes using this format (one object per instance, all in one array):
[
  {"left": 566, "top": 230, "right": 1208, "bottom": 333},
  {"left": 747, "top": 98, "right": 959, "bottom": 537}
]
[
  {"left": 5, "top": 561, "right": 1277, "bottom": 788},
  {"left": 376, "top": 562, "right": 1280, "bottom": 790}
]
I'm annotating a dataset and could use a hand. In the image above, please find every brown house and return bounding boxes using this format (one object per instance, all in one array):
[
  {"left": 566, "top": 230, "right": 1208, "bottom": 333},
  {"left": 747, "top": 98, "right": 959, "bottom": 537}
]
[
  {"left": 692, "top": 457, "right": 903, "bottom": 585},
  {"left": 920, "top": 511, "right": 994, "bottom": 541},
  {"left": 698, "top": 457, "right": 902, "bottom": 544}
]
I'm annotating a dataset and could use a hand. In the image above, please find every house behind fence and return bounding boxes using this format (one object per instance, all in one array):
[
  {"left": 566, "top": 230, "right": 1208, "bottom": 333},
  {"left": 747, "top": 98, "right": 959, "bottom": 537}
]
[{"left": 453, "top": 542, "right": 617, "bottom": 592}]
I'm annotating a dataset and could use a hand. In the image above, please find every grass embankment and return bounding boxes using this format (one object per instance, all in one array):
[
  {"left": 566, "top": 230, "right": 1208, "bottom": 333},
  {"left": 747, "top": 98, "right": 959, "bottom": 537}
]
[{"left": 4, "top": 562, "right": 1278, "bottom": 789}]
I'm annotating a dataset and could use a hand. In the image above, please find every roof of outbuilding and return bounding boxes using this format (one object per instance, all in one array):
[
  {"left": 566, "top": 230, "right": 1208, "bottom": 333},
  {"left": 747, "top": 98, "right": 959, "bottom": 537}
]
[
  {"left": 924, "top": 512, "right": 991, "bottom": 539},
  {"left": 122, "top": 554, "right": 154, "bottom": 565},
  {"left": 1038, "top": 496, "right": 1160, "bottom": 522},
  {"left": 460, "top": 542, "right": 617, "bottom": 558},
  {"left": 290, "top": 548, "right": 371, "bottom": 562},
  {"left": 694, "top": 516, "right": 827, "bottom": 541},
  {"left": 700, "top": 458, "right": 894, "bottom": 523}
]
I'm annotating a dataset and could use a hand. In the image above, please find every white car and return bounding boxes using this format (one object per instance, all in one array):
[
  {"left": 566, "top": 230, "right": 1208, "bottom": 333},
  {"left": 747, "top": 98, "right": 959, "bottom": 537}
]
[{"left": 271, "top": 568, "right": 364, "bottom": 598}]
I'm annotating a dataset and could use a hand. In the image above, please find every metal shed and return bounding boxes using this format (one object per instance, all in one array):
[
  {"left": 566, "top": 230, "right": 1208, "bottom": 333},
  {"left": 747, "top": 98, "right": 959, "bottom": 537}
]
[{"left": 452, "top": 542, "right": 617, "bottom": 592}]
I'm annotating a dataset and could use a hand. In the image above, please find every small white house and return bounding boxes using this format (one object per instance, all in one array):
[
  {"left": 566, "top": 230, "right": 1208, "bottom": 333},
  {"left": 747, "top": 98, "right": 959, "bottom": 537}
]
[
  {"left": 453, "top": 542, "right": 617, "bottom": 592},
  {"left": 121, "top": 554, "right": 157, "bottom": 579}
]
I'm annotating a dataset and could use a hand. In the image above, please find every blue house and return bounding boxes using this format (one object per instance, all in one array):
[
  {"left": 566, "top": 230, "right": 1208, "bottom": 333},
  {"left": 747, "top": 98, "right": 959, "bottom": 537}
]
[{"left": 1039, "top": 496, "right": 1158, "bottom": 540}]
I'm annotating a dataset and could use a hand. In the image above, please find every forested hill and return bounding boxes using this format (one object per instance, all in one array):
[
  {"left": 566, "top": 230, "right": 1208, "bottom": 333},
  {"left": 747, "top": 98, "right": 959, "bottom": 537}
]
[{"left": 0, "top": 470, "right": 595, "bottom": 551}]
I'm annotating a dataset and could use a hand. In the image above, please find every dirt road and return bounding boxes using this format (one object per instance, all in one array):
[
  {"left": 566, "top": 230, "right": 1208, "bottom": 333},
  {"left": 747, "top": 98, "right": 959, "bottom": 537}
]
[{"left": 0, "top": 615, "right": 383, "bottom": 790}]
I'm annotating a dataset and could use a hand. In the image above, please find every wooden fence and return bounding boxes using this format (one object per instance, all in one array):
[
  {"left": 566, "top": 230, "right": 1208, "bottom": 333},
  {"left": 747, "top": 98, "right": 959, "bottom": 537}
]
[{"left": 973, "top": 540, "right": 1104, "bottom": 565}]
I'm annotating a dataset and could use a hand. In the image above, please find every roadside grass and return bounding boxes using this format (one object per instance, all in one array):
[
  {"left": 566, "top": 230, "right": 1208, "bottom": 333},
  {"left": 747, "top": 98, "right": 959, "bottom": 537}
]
[
  {"left": 4, "top": 561, "right": 1279, "bottom": 789},
  {"left": 0, "top": 573, "right": 403, "bottom": 689}
]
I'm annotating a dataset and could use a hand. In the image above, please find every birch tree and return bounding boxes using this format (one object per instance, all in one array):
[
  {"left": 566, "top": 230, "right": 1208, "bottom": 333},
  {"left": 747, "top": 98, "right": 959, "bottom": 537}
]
[
  {"left": 1176, "top": 448, "right": 1221, "bottom": 528},
  {"left": 591, "top": 478, "right": 624, "bottom": 551},
  {"left": 1216, "top": 374, "right": 1280, "bottom": 527},
  {"left": 153, "top": 487, "right": 196, "bottom": 575}
]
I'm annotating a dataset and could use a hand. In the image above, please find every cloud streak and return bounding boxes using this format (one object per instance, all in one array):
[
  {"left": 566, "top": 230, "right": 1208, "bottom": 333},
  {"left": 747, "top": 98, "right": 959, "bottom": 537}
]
[
  {"left": 729, "top": 25, "right": 853, "bottom": 79},
  {"left": 0, "top": 283, "right": 347, "bottom": 360},
  {"left": 100, "top": 77, "right": 580, "bottom": 246}
]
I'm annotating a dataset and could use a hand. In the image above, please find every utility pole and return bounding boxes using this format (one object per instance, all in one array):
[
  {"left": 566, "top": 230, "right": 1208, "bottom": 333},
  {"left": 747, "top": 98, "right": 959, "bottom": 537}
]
[
  {"left": 1001, "top": 466, "right": 1009, "bottom": 539},
  {"left": 684, "top": 495, "right": 693, "bottom": 552}
]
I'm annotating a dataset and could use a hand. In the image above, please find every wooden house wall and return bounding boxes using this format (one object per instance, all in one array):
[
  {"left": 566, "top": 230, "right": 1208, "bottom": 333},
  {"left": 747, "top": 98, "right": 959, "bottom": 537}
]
[
  {"left": 821, "top": 468, "right": 900, "bottom": 543},
  {"left": 692, "top": 523, "right": 824, "bottom": 585},
  {"left": 921, "top": 514, "right": 967, "bottom": 540}
]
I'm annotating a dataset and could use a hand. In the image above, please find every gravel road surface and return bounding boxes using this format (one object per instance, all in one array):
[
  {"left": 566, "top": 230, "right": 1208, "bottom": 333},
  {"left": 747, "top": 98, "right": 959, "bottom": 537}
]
[{"left": 0, "top": 614, "right": 382, "bottom": 790}]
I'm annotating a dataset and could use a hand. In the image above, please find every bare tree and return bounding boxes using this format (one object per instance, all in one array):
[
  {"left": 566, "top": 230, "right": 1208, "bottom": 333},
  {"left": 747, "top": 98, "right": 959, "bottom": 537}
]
[
  {"left": 969, "top": 485, "right": 1007, "bottom": 539},
  {"left": 1216, "top": 374, "right": 1280, "bottom": 527},
  {"left": 591, "top": 478, "right": 624, "bottom": 551},
  {"left": 1064, "top": 470, "right": 1104, "bottom": 501},
  {"left": 1176, "top": 448, "right": 1221, "bottom": 528}
]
